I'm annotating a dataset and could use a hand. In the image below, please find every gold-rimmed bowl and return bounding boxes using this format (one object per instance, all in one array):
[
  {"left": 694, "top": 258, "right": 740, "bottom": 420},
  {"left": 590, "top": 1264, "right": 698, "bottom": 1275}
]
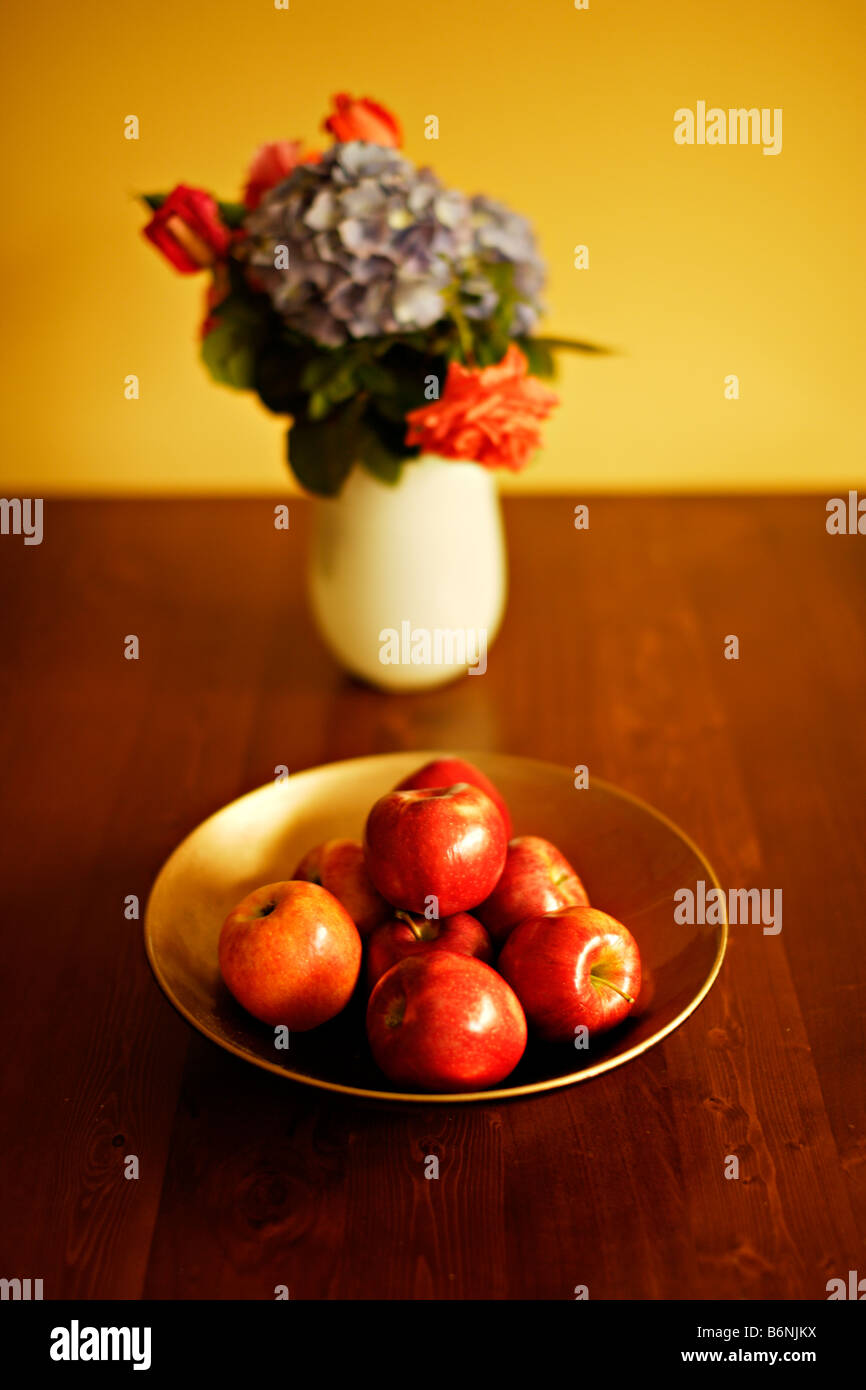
[{"left": 144, "top": 751, "right": 727, "bottom": 1102}]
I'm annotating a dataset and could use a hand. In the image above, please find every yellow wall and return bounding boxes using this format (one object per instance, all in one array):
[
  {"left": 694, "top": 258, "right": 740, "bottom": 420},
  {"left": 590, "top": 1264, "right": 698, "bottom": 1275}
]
[{"left": 1, "top": 0, "right": 863, "bottom": 494}]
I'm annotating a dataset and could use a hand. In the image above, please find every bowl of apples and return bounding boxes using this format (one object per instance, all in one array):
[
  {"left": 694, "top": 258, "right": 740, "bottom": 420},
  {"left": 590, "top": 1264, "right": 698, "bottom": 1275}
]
[{"left": 145, "top": 752, "right": 727, "bottom": 1101}]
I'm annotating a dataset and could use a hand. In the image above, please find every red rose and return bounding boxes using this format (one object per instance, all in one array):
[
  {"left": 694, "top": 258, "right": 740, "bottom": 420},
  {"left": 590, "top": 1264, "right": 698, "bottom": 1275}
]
[
  {"left": 243, "top": 140, "right": 321, "bottom": 211},
  {"left": 323, "top": 93, "right": 402, "bottom": 147},
  {"left": 143, "top": 185, "right": 232, "bottom": 274},
  {"left": 405, "top": 345, "right": 559, "bottom": 472}
]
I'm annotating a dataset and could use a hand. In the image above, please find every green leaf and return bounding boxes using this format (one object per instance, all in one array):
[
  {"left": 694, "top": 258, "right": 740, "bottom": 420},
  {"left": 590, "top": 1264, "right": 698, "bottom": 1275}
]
[
  {"left": 201, "top": 320, "right": 257, "bottom": 389},
  {"left": 217, "top": 200, "right": 247, "bottom": 229},
  {"left": 357, "top": 434, "right": 404, "bottom": 486},
  {"left": 445, "top": 336, "right": 469, "bottom": 363},
  {"left": 207, "top": 290, "right": 264, "bottom": 328},
  {"left": 200, "top": 292, "right": 270, "bottom": 390},
  {"left": 288, "top": 397, "right": 366, "bottom": 496},
  {"left": 300, "top": 346, "right": 370, "bottom": 421},
  {"left": 532, "top": 335, "right": 614, "bottom": 355},
  {"left": 516, "top": 336, "right": 556, "bottom": 378},
  {"left": 141, "top": 193, "right": 167, "bottom": 211},
  {"left": 376, "top": 344, "right": 448, "bottom": 414},
  {"left": 308, "top": 373, "right": 359, "bottom": 419},
  {"left": 253, "top": 338, "right": 311, "bottom": 415},
  {"left": 307, "top": 390, "right": 332, "bottom": 421},
  {"left": 358, "top": 407, "right": 416, "bottom": 484},
  {"left": 300, "top": 351, "right": 352, "bottom": 392},
  {"left": 472, "top": 326, "right": 512, "bottom": 368},
  {"left": 356, "top": 361, "right": 398, "bottom": 396},
  {"left": 458, "top": 262, "right": 518, "bottom": 361}
]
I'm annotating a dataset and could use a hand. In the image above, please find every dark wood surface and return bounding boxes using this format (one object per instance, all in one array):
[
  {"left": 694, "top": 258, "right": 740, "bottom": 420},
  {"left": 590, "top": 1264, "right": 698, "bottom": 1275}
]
[{"left": 1, "top": 495, "right": 863, "bottom": 1301}]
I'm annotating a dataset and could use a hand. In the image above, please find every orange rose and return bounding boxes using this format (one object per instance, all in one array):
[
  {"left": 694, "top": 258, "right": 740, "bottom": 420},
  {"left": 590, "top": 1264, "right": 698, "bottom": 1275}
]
[
  {"left": 405, "top": 345, "right": 559, "bottom": 471},
  {"left": 323, "top": 93, "right": 402, "bottom": 148}
]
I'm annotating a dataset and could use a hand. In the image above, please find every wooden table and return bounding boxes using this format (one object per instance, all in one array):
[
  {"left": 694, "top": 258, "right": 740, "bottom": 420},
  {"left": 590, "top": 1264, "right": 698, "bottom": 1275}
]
[{"left": 1, "top": 496, "right": 863, "bottom": 1301}]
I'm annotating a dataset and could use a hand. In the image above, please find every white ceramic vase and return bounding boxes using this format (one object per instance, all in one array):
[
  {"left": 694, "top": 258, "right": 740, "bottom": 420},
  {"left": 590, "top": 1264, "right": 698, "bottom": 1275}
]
[{"left": 308, "top": 453, "right": 507, "bottom": 691}]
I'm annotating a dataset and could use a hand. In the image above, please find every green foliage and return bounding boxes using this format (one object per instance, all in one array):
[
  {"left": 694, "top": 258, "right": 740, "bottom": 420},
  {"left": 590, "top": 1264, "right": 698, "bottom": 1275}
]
[
  {"left": 216, "top": 201, "right": 247, "bottom": 228},
  {"left": 141, "top": 165, "right": 613, "bottom": 494},
  {"left": 301, "top": 348, "right": 370, "bottom": 421},
  {"left": 254, "top": 338, "right": 310, "bottom": 415},
  {"left": 465, "top": 263, "right": 518, "bottom": 367},
  {"left": 200, "top": 293, "right": 269, "bottom": 390},
  {"left": 288, "top": 398, "right": 364, "bottom": 496},
  {"left": 201, "top": 324, "right": 256, "bottom": 390},
  {"left": 516, "top": 336, "right": 556, "bottom": 378},
  {"left": 167, "top": 230, "right": 611, "bottom": 492},
  {"left": 355, "top": 422, "right": 408, "bottom": 486},
  {"left": 196, "top": 272, "right": 607, "bottom": 491},
  {"left": 269, "top": 338, "right": 437, "bottom": 492},
  {"left": 288, "top": 396, "right": 416, "bottom": 496},
  {"left": 532, "top": 335, "right": 613, "bottom": 356}
]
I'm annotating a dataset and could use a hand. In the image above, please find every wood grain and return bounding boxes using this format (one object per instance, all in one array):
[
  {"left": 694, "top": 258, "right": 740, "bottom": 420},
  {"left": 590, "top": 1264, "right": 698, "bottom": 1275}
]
[{"left": 0, "top": 496, "right": 863, "bottom": 1300}]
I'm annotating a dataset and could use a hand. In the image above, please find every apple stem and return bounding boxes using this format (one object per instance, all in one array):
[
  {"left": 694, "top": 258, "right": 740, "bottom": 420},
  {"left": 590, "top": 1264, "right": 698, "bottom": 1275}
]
[
  {"left": 591, "top": 974, "right": 634, "bottom": 1005},
  {"left": 395, "top": 910, "right": 425, "bottom": 942}
]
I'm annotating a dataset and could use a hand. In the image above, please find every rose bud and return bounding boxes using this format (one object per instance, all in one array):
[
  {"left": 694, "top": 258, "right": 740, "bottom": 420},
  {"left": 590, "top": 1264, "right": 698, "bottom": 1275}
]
[
  {"left": 323, "top": 93, "right": 402, "bottom": 148},
  {"left": 143, "top": 185, "right": 232, "bottom": 274}
]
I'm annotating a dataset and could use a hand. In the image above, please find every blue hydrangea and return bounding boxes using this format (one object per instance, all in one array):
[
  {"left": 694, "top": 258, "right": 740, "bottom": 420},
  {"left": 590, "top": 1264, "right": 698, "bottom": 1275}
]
[
  {"left": 241, "top": 143, "right": 473, "bottom": 346},
  {"left": 463, "top": 195, "right": 546, "bottom": 335},
  {"left": 241, "top": 144, "right": 546, "bottom": 347}
]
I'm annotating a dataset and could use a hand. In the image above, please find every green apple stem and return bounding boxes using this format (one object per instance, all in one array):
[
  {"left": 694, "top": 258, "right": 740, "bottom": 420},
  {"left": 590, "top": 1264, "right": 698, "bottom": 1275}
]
[{"left": 591, "top": 974, "right": 634, "bottom": 1005}]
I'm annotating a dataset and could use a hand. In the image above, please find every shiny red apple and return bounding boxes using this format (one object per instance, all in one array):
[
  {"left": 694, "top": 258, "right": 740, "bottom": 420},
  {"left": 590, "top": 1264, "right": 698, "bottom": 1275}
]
[
  {"left": 498, "top": 906, "right": 641, "bottom": 1042},
  {"left": 395, "top": 758, "right": 512, "bottom": 837},
  {"left": 366, "top": 953, "right": 527, "bottom": 1091},
  {"left": 364, "top": 783, "right": 507, "bottom": 916},
  {"left": 218, "top": 880, "right": 361, "bottom": 1030},
  {"left": 366, "top": 910, "right": 493, "bottom": 990},
  {"left": 292, "top": 838, "right": 388, "bottom": 937},
  {"left": 476, "top": 835, "right": 589, "bottom": 943}
]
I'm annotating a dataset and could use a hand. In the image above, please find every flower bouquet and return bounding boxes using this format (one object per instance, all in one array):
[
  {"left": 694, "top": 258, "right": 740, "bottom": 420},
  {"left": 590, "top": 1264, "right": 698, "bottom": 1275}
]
[
  {"left": 140, "top": 94, "right": 601, "bottom": 688},
  {"left": 139, "top": 92, "right": 609, "bottom": 494}
]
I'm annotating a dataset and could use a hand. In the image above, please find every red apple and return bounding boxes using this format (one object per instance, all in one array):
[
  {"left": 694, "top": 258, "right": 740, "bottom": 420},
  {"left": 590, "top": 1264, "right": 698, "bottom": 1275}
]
[
  {"left": 498, "top": 906, "right": 641, "bottom": 1042},
  {"left": 364, "top": 783, "right": 507, "bottom": 916},
  {"left": 292, "top": 838, "right": 388, "bottom": 937},
  {"left": 218, "top": 880, "right": 361, "bottom": 1030},
  {"left": 366, "top": 953, "right": 527, "bottom": 1091},
  {"left": 366, "top": 910, "right": 493, "bottom": 990},
  {"left": 476, "top": 835, "right": 590, "bottom": 943},
  {"left": 395, "top": 758, "right": 512, "bottom": 837}
]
